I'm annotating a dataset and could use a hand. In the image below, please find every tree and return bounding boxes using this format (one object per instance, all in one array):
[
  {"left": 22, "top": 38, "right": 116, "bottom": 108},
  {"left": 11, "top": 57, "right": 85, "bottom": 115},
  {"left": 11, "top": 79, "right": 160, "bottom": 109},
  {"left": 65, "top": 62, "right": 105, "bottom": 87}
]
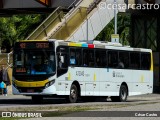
[
  {"left": 0, "top": 14, "right": 47, "bottom": 52},
  {"left": 0, "top": 13, "right": 131, "bottom": 52},
  {"left": 95, "top": 13, "right": 130, "bottom": 45}
]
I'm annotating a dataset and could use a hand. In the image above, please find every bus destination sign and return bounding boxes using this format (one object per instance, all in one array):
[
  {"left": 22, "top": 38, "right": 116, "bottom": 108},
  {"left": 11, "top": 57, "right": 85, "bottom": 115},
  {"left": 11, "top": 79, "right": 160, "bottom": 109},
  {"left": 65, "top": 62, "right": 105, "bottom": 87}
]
[{"left": 15, "top": 42, "right": 53, "bottom": 49}]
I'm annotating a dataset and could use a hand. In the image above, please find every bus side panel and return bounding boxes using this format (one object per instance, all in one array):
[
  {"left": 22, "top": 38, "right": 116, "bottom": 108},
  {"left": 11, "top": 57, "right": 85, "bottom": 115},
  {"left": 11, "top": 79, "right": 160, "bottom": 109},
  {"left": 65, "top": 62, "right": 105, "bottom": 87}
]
[
  {"left": 64, "top": 67, "right": 85, "bottom": 96},
  {"left": 99, "top": 69, "right": 131, "bottom": 96},
  {"left": 99, "top": 68, "right": 117, "bottom": 96},
  {"left": 83, "top": 68, "right": 100, "bottom": 96},
  {"left": 131, "top": 70, "right": 151, "bottom": 96},
  {"left": 56, "top": 74, "right": 67, "bottom": 95},
  {"left": 112, "top": 69, "right": 134, "bottom": 96},
  {"left": 56, "top": 67, "right": 101, "bottom": 96}
]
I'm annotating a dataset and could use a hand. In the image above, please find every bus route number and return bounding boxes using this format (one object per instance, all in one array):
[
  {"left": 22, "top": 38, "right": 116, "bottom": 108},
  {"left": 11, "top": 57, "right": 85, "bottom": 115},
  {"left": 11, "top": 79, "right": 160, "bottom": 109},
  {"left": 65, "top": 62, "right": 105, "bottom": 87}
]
[{"left": 76, "top": 71, "right": 84, "bottom": 76}]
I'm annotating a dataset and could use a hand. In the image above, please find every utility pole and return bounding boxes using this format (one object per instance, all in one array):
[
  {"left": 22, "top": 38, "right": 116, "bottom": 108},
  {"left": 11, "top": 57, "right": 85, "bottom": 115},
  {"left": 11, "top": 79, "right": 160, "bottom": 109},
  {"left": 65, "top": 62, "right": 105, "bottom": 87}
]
[
  {"left": 111, "top": 0, "right": 119, "bottom": 43},
  {"left": 114, "top": 0, "right": 117, "bottom": 34}
]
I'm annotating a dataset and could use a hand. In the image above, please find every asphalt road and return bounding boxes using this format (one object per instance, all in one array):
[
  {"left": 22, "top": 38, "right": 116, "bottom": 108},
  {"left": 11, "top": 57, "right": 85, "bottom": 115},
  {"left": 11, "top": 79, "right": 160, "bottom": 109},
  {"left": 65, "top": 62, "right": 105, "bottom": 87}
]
[
  {"left": 0, "top": 94, "right": 160, "bottom": 120},
  {"left": 0, "top": 94, "right": 159, "bottom": 108},
  {"left": 0, "top": 94, "right": 160, "bottom": 108}
]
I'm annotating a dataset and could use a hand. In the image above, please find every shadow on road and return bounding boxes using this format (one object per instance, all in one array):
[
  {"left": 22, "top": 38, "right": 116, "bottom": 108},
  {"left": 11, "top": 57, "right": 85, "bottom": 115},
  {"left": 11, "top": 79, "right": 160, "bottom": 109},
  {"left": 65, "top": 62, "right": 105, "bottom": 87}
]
[
  {"left": 0, "top": 98, "right": 68, "bottom": 105},
  {"left": 0, "top": 96, "right": 151, "bottom": 106},
  {"left": 0, "top": 98, "right": 106, "bottom": 105}
]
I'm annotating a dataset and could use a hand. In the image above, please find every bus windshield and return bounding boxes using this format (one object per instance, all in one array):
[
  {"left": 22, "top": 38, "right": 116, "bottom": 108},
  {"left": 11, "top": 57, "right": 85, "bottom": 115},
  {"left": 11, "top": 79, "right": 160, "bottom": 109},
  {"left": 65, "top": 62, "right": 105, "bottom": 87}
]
[{"left": 13, "top": 50, "right": 56, "bottom": 76}]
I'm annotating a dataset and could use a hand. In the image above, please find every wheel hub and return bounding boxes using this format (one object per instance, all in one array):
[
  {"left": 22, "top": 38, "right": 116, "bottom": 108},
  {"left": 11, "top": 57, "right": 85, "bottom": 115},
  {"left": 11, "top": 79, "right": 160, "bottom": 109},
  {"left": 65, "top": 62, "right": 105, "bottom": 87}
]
[
  {"left": 121, "top": 89, "right": 126, "bottom": 100},
  {"left": 71, "top": 89, "right": 76, "bottom": 99}
]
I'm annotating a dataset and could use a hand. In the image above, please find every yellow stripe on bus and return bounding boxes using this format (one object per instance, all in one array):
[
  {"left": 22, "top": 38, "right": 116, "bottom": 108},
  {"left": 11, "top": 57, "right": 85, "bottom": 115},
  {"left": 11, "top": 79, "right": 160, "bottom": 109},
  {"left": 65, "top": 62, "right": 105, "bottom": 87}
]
[
  {"left": 94, "top": 73, "right": 96, "bottom": 81},
  {"left": 69, "top": 43, "right": 82, "bottom": 47},
  {"left": 140, "top": 75, "right": 144, "bottom": 83},
  {"left": 14, "top": 79, "right": 49, "bottom": 87},
  {"left": 68, "top": 72, "right": 71, "bottom": 80}
]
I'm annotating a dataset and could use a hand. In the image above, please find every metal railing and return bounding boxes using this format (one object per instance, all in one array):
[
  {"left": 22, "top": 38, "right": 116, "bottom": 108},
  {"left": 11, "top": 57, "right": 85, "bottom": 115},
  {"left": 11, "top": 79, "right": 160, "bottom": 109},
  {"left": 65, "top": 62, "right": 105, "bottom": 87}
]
[
  {"left": 7, "top": 51, "right": 13, "bottom": 68},
  {"left": 28, "top": 7, "right": 64, "bottom": 40},
  {"left": 67, "top": 0, "right": 77, "bottom": 9},
  {"left": 26, "top": 6, "right": 62, "bottom": 40},
  {"left": 0, "top": 58, "right": 7, "bottom": 64},
  {"left": 87, "top": 0, "right": 102, "bottom": 14},
  {"left": 0, "top": 51, "right": 12, "bottom": 70},
  {"left": 46, "top": 0, "right": 84, "bottom": 39},
  {"left": 26, "top": 0, "right": 83, "bottom": 40}
]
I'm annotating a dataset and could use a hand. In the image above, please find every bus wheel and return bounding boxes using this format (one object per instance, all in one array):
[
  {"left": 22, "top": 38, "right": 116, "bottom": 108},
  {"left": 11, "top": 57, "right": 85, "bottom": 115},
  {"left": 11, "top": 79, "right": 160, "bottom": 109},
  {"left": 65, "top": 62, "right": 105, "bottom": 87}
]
[
  {"left": 119, "top": 85, "right": 128, "bottom": 102},
  {"left": 31, "top": 95, "right": 43, "bottom": 103},
  {"left": 111, "top": 85, "right": 128, "bottom": 102},
  {"left": 68, "top": 84, "right": 78, "bottom": 103}
]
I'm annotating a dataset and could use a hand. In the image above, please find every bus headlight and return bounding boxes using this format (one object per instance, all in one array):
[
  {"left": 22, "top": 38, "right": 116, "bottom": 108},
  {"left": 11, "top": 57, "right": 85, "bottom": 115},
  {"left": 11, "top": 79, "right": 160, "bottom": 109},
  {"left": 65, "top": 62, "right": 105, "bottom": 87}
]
[
  {"left": 50, "top": 80, "right": 55, "bottom": 86},
  {"left": 45, "top": 79, "right": 55, "bottom": 88},
  {"left": 45, "top": 83, "right": 50, "bottom": 88}
]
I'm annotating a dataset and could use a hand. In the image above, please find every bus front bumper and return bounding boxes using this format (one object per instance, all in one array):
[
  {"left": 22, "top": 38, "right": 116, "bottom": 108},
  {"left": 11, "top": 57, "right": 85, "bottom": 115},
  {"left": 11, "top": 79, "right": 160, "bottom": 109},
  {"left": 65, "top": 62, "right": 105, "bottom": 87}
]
[{"left": 12, "top": 85, "right": 57, "bottom": 95}]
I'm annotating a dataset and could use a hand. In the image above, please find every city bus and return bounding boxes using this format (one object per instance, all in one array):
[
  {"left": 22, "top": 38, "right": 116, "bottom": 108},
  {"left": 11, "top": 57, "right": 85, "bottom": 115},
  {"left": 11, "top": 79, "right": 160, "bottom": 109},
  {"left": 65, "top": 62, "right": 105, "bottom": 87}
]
[{"left": 12, "top": 39, "right": 153, "bottom": 103}]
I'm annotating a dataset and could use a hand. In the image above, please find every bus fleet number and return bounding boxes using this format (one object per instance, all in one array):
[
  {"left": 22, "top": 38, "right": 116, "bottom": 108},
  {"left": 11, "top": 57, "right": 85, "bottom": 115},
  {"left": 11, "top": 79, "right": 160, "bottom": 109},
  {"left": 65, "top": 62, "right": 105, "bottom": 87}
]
[{"left": 76, "top": 71, "right": 84, "bottom": 76}]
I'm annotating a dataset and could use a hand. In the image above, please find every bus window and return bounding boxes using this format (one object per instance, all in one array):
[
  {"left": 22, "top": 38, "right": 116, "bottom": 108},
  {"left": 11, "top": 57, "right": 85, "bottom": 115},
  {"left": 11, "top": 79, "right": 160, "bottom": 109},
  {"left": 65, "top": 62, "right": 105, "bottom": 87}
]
[
  {"left": 130, "top": 52, "right": 140, "bottom": 69},
  {"left": 83, "top": 49, "right": 94, "bottom": 67},
  {"left": 75, "top": 48, "right": 82, "bottom": 66},
  {"left": 95, "top": 49, "right": 107, "bottom": 68},
  {"left": 69, "top": 48, "right": 76, "bottom": 65},
  {"left": 119, "top": 51, "right": 129, "bottom": 69},
  {"left": 108, "top": 50, "right": 118, "bottom": 68},
  {"left": 141, "top": 53, "right": 151, "bottom": 70},
  {"left": 69, "top": 48, "right": 82, "bottom": 66},
  {"left": 57, "top": 46, "right": 69, "bottom": 77},
  {"left": 58, "top": 54, "right": 68, "bottom": 69},
  {"left": 14, "top": 50, "right": 56, "bottom": 75}
]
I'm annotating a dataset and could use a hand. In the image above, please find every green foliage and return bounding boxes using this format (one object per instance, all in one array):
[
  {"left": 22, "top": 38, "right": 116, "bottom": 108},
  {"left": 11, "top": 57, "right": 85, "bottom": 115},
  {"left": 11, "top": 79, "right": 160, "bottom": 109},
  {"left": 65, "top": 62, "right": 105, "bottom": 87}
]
[
  {"left": 95, "top": 13, "right": 131, "bottom": 45},
  {"left": 0, "top": 14, "right": 47, "bottom": 52},
  {"left": 0, "top": 13, "right": 130, "bottom": 52}
]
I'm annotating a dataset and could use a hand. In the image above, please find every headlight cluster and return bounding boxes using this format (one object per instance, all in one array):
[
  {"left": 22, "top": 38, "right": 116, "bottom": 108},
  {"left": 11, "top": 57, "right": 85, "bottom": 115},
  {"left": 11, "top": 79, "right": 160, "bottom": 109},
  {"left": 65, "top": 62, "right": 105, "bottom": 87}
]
[{"left": 45, "top": 79, "right": 55, "bottom": 88}]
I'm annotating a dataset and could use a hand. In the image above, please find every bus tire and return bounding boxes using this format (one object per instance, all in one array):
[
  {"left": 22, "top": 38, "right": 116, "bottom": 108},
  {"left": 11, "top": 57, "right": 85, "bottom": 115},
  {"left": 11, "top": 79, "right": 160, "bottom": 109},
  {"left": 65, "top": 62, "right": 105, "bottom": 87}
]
[
  {"left": 31, "top": 95, "right": 43, "bottom": 103},
  {"left": 67, "top": 84, "right": 78, "bottom": 103},
  {"left": 111, "top": 85, "right": 128, "bottom": 102}
]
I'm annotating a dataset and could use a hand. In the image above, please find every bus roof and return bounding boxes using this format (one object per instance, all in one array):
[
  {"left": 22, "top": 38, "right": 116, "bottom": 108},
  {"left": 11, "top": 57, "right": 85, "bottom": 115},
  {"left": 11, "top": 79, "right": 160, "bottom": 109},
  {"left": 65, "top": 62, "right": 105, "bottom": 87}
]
[
  {"left": 54, "top": 40, "right": 152, "bottom": 53},
  {"left": 18, "top": 39, "right": 152, "bottom": 52}
]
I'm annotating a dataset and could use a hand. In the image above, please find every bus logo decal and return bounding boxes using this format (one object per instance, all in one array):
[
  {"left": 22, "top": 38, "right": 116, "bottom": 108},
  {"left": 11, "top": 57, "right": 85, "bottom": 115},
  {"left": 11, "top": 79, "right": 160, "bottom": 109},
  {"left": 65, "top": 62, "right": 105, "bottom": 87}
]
[{"left": 76, "top": 71, "right": 84, "bottom": 76}]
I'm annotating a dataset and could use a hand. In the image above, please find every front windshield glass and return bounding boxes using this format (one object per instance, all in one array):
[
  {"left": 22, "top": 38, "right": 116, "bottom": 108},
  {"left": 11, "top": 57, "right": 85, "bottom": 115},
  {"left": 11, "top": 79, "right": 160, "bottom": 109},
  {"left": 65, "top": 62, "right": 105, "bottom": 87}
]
[{"left": 13, "top": 50, "right": 56, "bottom": 76}]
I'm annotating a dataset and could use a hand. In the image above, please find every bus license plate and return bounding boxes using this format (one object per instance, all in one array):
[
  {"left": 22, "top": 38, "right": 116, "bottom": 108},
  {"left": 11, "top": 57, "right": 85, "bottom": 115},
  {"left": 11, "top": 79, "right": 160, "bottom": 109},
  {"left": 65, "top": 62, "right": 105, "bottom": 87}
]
[{"left": 27, "top": 89, "right": 34, "bottom": 93}]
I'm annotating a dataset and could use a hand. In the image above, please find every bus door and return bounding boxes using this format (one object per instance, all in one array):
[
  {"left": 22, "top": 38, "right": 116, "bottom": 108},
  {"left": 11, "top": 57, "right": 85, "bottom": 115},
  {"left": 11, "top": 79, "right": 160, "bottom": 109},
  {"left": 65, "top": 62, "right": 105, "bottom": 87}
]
[{"left": 56, "top": 46, "right": 69, "bottom": 94}]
